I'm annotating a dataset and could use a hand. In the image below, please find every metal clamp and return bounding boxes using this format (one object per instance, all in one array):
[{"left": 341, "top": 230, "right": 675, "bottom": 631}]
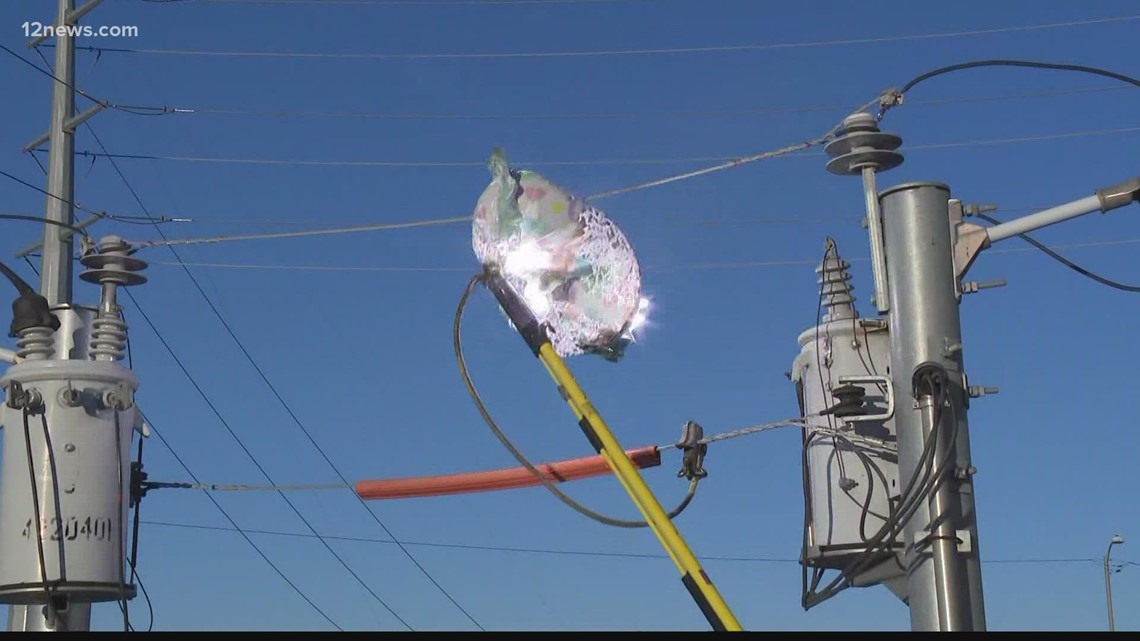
[
  {"left": 102, "top": 381, "right": 134, "bottom": 411},
  {"left": 5, "top": 380, "right": 44, "bottom": 414},
  {"left": 835, "top": 375, "right": 894, "bottom": 424},
  {"left": 675, "top": 420, "right": 709, "bottom": 480}
]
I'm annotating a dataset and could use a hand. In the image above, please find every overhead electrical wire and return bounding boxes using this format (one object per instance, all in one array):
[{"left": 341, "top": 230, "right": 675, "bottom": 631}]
[
  {"left": 878, "top": 59, "right": 1140, "bottom": 120},
  {"left": 133, "top": 412, "right": 346, "bottom": 630},
  {"left": 83, "top": 123, "right": 417, "bottom": 629},
  {"left": 49, "top": 126, "right": 1140, "bottom": 172},
  {"left": 973, "top": 213, "right": 1140, "bottom": 293},
  {"left": 0, "top": 44, "right": 168, "bottom": 117},
  {"left": 112, "top": 85, "right": 1131, "bottom": 122},
  {"left": 140, "top": 0, "right": 644, "bottom": 5},
  {"left": 139, "top": 519, "right": 1128, "bottom": 568},
  {"left": 82, "top": 123, "right": 484, "bottom": 632},
  {"left": 17, "top": 130, "right": 348, "bottom": 631},
  {"left": 132, "top": 237, "right": 1140, "bottom": 274},
  {"left": 53, "top": 15, "right": 1140, "bottom": 60}
]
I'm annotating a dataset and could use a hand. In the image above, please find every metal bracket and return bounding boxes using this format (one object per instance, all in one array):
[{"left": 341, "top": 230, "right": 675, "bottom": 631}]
[
  {"left": 953, "top": 223, "right": 990, "bottom": 282},
  {"left": 835, "top": 374, "right": 894, "bottom": 424},
  {"left": 5, "top": 380, "right": 44, "bottom": 413},
  {"left": 102, "top": 381, "right": 133, "bottom": 411},
  {"left": 913, "top": 529, "right": 973, "bottom": 554}
]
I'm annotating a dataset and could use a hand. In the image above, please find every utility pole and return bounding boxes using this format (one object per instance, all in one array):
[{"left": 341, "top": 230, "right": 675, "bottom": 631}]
[
  {"left": 40, "top": 0, "right": 79, "bottom": 307},
  {"left": 0, "top": 0, "right": 146, "bottom": 632},
  {"left": 879, "top": 182, "right": 986, "bottom": 631}
]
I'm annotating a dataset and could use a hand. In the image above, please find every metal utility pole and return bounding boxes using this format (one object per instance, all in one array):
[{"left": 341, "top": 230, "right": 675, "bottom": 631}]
[
  {"left": 0, "top": 0, "right": 146, "bottom": 632},
  {"left": 879, "top": 182, "right": 986, "bottom": 631},
  {"left": 1105, "top": 534, "right": 1124, "bottom": 631},
  {"left": 40, "top": 0, "right": 79, "bottom": 307}
]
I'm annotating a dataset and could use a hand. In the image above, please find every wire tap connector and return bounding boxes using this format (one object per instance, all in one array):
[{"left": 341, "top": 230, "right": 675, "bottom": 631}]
[{"left": 675, "top": 421, "right": 709, "bottom": 480}]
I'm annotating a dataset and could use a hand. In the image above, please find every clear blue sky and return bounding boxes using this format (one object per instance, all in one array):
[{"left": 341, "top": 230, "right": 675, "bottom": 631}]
[{"left": 1, "top": 0, "right": 1138, "bottom": 631}]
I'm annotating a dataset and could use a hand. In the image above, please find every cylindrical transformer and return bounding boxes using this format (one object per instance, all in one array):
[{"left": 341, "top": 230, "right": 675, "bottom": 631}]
[
  {"left": 790, "top": 242, "right": 904, "bottom": 585},
  {"left": 0, "top": 358, "right": 136, "bottom": 604}
]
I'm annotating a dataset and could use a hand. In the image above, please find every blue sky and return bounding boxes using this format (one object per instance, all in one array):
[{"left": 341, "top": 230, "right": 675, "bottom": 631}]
[{"left": 1, "top": 0, "right": 1138, "bottom": 631}]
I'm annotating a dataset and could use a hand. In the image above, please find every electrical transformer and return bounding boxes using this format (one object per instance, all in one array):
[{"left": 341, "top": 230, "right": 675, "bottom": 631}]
[{"left": 789, "top": 240, "right": 907, "bottom": 598}]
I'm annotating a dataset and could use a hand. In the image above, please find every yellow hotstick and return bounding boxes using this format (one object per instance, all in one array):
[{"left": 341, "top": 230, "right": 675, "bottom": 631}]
[{"left": 484, "top": 272, "right": 742, "bottom": 632}]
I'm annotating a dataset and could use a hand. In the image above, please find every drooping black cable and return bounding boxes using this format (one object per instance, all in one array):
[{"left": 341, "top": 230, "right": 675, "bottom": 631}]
[
  {"left": 0, "top": 43, "right": 168, "bottom": 117},
  {"left": 0, "top": 213, "right": 91, "bottom": 235},
  {"left": 113, "top": 411, "right": 131, "bottom": 632},
  {"left": 880, "top": 59, "right": 1140, "bottom": 119},
  {"left": 454, "top": 274, "right": 700, "bottom": 528},
  {"left": 975, "top": 212, "right": 1140, "bottom": 292},
  {"left": 38, "top": 415, "right": 68, "bottom": 584},
  {"left": 22, "top": 409, "right": 62, "bottom": 628},
  {"left": 127, "top": 558, "right": 154, "bottom": 632},
  {"left": 805, "top": 367, "right": 962, "bottom": 609},
  {"left": 803, "top": 369, "right": 953, "bottom": 608}
]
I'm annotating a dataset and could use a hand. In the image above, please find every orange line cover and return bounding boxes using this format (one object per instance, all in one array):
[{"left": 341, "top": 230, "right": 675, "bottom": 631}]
[{"left": 355, "top": 445, "right": 662, "bottom": 500}]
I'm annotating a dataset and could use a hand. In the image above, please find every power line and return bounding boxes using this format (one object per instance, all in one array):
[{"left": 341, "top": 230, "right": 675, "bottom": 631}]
[
  {"left": 84, "top": 125, "right": 420, "bottom": 631},
  {"left": 58, "top": 15, "right": 1140, "bottom": 60},
  {"left": 130, "top": 410, "right": 344, "bottom": 629},
  {"left": 140, "top": 519, "right": 1130, "bottom": 568},
  {"left": 0, "top": 44, "right": 168, "bottom": 117},
  {"left": 138, "top": 237, "right": 1140, "bottom": 274},
  {"left": 141, "top": 0, "right": 644, "bottom": 5},
  {"left": 82, "top": 124, "right": 485, "bottom": 631},
  {"left": 50, "top": 126, "right": 1140, "bottom": 170},
  {"left": 131, "top": 216, "right": 471, "bottom": 248},
  {"left": 141, "top": 86, "right": 1133, "bottom": 122}
]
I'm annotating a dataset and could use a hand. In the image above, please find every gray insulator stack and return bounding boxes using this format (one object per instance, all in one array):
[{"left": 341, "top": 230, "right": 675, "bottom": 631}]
[
  {"left": 818, "top": 241, "right": 856, "bottom": 322},
  {"left": 79, "top": 236, "right": 147, "bottom": 362}
]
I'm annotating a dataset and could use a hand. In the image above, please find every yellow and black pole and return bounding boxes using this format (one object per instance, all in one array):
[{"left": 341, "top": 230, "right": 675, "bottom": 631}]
[{"left": 484, "top": 271, "right": 743, "bottom": 631}]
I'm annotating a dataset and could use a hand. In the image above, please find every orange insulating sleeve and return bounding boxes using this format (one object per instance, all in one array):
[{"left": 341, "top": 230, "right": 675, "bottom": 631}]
[{"left": 355, "top": 445, "right": 662, "bottom": 500}]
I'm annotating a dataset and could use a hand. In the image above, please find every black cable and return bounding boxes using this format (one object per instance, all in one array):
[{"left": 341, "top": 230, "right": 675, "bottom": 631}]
[
  {"left": 803, "top": 369, "right": 955, "bottom": 608},
  {"left": 0, "top": 213, "right": 91, "bottom": 235},
  {"left": 0, "top": 43, "right": 168, "bottom": 117},
  {"left": 113, "top": 411, "right": 130, "bottom": 632},
  {"left": 129, "top": 559, "right": 154, "bottom": 632},
  {"left": 0, "top": 168, "right": 103, "bottom": 223},
  {"left": 880, "top": 59, "right": 1140, "bottom": 120},
  {"left": 22, "top": 409, "right": 63, "bottom": 629},
  {"left": 454, "top": 274, "right": 700, "bottom": 528},
  {"left": 806, "top": 367, "right": 962, "bottom": 609},
  {"left": 38, "top": 415, "right": 68, "bottom": 584},
  {"left": 975, "top": 212, "right": 1140, "bottom": 292}
]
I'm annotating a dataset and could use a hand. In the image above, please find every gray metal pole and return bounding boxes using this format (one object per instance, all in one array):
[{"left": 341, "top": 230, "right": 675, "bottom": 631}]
[
  {"left": 1105, "top": 535, "right": 1123, "bottom": 631},
  {"left": 7, "top": 603, "right": 91, "bottom": 631},
  {"left": 39, "top": 0, "right": 77, "bottom": 308},
  {"left": 880, "top": 182, "right": 986, "bottom": 631}
]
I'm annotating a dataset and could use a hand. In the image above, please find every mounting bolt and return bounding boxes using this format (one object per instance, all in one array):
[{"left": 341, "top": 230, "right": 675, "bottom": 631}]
[
  {"left": 58, "top": 385, "right": 82, "bottom": 408},
  {"left": 955, "top": 466, "right": 977, "bottom": 480},
  {"left": 961, "top": 279, "right": 1007, "bottom": 294},
  {"left": 967, "top": 386, "right": 999, "bottom": 398},
  {"left": 64, "top": 443, "right": 76, "bottom": 453}
]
